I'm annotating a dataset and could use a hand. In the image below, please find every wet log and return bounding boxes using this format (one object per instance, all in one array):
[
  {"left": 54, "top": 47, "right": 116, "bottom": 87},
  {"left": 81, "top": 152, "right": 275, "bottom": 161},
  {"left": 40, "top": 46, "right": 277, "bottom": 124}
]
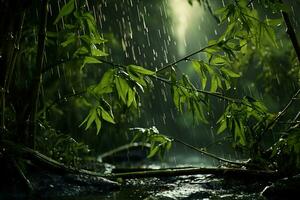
[
  {"left": 107, "top": 167, "right": 281, "bottom": 180},
  {"left": 1, "top": 140, "right": 120, "bottom": 195}
]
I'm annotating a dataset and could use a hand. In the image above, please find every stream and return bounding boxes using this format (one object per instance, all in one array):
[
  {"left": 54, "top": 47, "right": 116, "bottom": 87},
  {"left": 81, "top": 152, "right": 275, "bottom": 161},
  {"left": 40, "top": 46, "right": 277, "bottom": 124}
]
[{"left": 52, "top": 172, "right": 266, "bottom": 200}]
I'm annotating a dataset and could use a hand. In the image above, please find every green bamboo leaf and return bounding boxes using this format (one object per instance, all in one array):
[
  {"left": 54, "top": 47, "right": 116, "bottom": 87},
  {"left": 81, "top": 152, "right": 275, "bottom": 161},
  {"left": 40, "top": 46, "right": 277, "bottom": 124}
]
[
  {"left": 81, "top": 56, "right": 102, "bottom": 70},
  {"left": 127, "top": 69, "right": 147, "bottom": 86},
  {"left": 94, "top": 69, "right": 115, "bottom": 94},
  {"left": 129, "top": 65, "right": 155, "bottom": 75},
  {"left": 81, "top": 108, "right": 97, "bottom": 130},
  {"left": 54, "top": 0, "right": 75, "bottom": 24},
  {"left": 61, "top": 34, "right": 76, "bottom": 47},
  {"left": 147, "top": 146, "right": 159, "bottom": 158},
  {"left": 115, "top": 77, "right": 129, "bottom": 104},
  {"left": 263, "top": 24, "right": 278, "bottom": 47},
  {"left": 220, "top": 67, "right": 240, "bottom": 78},
  {"left": 210, "top": 75, "right": 218, "bottom": 92},
  {"left": 94, "top": 117, "right": 102, "bottom": 135},
  {"left": 100, "top": 107, "right": 115, "bottom": 124},
  {"left": 91, "top": 44, "right": 108, "bottom": 57},
  {"left": 217, "top": 120, "right": 227, "bottom": 134},
  {"left": 234, "top": 120, "right": 246, "bottom": 146},
  {"left": 172, "top": 86, "right": 180, "bottom": 111},
  {"left": 73, "top": 47, "right": 89, "bottom": 56},
  {"left": 127, "top": 88, "right": 135, "bottom": 107}
]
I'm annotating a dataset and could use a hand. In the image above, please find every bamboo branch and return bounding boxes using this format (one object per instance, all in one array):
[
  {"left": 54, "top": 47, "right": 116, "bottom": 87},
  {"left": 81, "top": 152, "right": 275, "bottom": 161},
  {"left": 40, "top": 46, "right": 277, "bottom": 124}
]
[
  {"left": 172, "top": 137, "right": 249, "bottom": 167},
  {"left": 27, "top": 0, "right": 48, "bottom": 148},
  {"left": 41, "top": 90, "right": 86, "bottom": 115},
  {"left": 262, "top": 89, "right": 300, "bottom": 135},
  {"left": 155, "top": 44, "right": 216, "bottom": 73}
]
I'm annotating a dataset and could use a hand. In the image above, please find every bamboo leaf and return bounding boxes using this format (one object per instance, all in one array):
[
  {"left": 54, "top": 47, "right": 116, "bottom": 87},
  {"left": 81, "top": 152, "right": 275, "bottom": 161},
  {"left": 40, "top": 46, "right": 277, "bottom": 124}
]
[
  {"left": 210, "top": 75, "right": 218, "bottom": 92},
  {"left": 54, "top": 0, "right": 75, "bottom": 24},
  {"left": 127, "top": 88, "right": 135, "bottom": 107},
  {"left": 91, "top": 44, "right": 108, "bottom": 57},
  {"left": 217, "top": 120, "right": 227, "bottom": 134},
  {"left": 115, "top": 76, "right": 129, "bottom": 104},
  {"left": 94, "top": 116, "right": 102, "bottom": 135},
  {"left": 220, "top": 67, "right": 240, "bottom": 78},
  {"left": 147, "top": 146, "right": 159, "bottom": 158},
  {"left": 100, "top": 107, "right": 115, "bottom": 124},
  {"left": 81, "top": 56, "right": 102, "bottom": 70},
  {"left": 61, "top": 34, "right": 76, "bottom": 47},
  {"left": 129, "top": 65, "right": 155, "bottom": 75}
]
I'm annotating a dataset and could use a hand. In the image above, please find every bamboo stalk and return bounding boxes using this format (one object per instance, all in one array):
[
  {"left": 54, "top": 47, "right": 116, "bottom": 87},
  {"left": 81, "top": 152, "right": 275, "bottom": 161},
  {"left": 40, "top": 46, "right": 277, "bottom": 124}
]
[{"left": 27, "top": 0, "right": 48, "bottom": 148}]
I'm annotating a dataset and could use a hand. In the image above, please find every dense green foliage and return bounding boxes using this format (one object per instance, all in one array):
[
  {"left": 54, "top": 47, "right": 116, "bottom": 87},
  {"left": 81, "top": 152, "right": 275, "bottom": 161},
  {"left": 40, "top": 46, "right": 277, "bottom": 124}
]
[{"left": 1, "top": 0, "right": 300, "bottom": 174}]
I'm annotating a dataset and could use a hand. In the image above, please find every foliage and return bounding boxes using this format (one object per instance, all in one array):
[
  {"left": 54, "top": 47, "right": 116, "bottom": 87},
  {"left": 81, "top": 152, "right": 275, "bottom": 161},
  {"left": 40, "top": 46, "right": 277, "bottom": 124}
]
[
  {"left": 129, "top": 126, "right": 172, "bottom": 159},
  {"left": 36, "top": 121, "right": 91, "bottom": 167},
  {"left": 1, "top": 0, "right": 300, "bottom": 174}
]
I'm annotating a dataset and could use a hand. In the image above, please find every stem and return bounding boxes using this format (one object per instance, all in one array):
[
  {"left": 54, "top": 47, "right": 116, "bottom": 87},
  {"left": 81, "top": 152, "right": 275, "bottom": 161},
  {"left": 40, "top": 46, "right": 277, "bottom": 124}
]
[
  {"left": 172, "top": 137, "right": 249, "bottom": 167},
  {"left": 281, "top": 2, "right": 300, "bottom": 62},
  {"left": 262, "top": 89, "right": 300, "bottom": 135},
  {"left": 42, "top": 90, "right": 86, "bottom": 115},
  {"left": 13, "top": 158, "right": 34, "bottom": 192},
  {"left": 27, "top": 0, "right": 48, "bottom": 148},
  {"left": 155, "top": 44, "right": 216, "bottom": 73},
  {"left": 154, "top": 75, "right": 237, "bottom": 102}
]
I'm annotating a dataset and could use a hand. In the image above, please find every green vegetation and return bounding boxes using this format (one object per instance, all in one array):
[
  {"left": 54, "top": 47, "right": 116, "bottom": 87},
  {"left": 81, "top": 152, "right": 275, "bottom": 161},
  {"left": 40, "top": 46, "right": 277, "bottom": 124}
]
[{"left": 1, "top": 0, "right": 300, "bottom": 185}]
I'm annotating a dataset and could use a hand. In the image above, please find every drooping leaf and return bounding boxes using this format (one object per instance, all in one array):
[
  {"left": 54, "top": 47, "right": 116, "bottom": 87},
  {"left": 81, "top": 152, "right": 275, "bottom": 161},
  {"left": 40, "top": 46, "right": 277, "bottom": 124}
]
[
  {"left": 127, "top": 88, "right": 136, "bottom": 107},
  {"left": 81, "top": 56, "right": 102, "bottom": 70},
  {"left": 54, "top": 0, "right": 75, "bottom": 24},
  {"left": 80, "top": 108, "right": 97, "bottom": 131},
  {"left": 129, "top": 65, "right": 155, "bottom": 75},
  {"left": 94, "top": 116, "right": 102, "bottom": 135},
  {"left": 91, "top": 44, "right": 108, "bottom": 57},
  {"left": 147, "top": 146, "right": 159, "bottom": 158},
  {"left": 220, "top": 67, "right": 240, "bottom": 78},
  {"left": 115, "top": 76, "right": 129, "bottom": 104},
  {"left": 210, "top": 75, "right": 218, "bottom": 92},
  {"left": 100, "top": 107, "right": 115, "bottom": 124},
  {"left": 61, "top": 34, "right": 76, "bottom": 47},
  {"left": 217, "top": 120, "right": 227, "bottom": 134},
  {"left": 94, "top": 69, "right": 115, "bottom": 94}
]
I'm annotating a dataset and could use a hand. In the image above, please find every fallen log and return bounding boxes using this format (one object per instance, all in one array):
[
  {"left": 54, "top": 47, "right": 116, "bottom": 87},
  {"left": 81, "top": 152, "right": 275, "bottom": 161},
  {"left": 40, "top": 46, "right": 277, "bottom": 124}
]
[{"left": 107, "top": 167, "right": 281, "bottom": 180}]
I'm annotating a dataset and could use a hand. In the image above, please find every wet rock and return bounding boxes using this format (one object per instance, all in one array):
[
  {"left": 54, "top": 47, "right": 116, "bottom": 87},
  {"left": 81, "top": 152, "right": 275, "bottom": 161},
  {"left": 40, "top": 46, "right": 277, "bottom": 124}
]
[
  {"left": 261, "top": 174, "right": 300, "bottom": 200},
  {"left": 30, "top": 171, "right": 120, "bottom": 198}
]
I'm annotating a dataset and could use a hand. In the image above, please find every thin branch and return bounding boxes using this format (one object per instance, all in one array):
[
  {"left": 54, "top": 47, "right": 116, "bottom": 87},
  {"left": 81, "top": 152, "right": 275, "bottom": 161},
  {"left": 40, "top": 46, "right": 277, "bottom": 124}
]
[
  {"left": 41, "top": 90, "right": 86, "bottom": 115},
  {"left": 153, "top": 75, "right": 237, "bottom": 102},
  {"left": 13, "top": 158, "right": 34, "bottom": 192},
  {"left": 172, "top": 137, "right": 249, "bottom": 167},
  {"left": 155, "top": 44, "right": 216, "bottom": 73},
  {"left": 262, "top": 89, "right": 300, "bottom": 135}
]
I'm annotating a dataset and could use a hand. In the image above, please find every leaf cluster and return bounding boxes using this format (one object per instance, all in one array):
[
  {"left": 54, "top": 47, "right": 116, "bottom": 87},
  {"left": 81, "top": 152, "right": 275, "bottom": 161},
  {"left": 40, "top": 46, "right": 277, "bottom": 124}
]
[{"left": 129, "top": 126, "right": 172, "bottom": 159}]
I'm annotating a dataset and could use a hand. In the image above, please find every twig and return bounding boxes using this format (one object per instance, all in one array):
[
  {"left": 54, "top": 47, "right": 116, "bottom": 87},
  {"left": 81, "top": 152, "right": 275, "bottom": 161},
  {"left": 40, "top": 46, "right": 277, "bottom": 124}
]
[
  {"left": 153, "top": 75, "right": 237, "bottom": 102},
  {"left": 155, "top": 44, "right": 216, "bottom": 73},
  {"left": 172, "top": 137, "right": 249, "bottom": 167},
  {"left": 12, "top": 158, "right": 34, "bottom": 192},
  {"left": 41, "top": 90, "right": 86, "bottom": 115},
  {"left": 262, "top": 89, "right": 300, "bottom": 135}
]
